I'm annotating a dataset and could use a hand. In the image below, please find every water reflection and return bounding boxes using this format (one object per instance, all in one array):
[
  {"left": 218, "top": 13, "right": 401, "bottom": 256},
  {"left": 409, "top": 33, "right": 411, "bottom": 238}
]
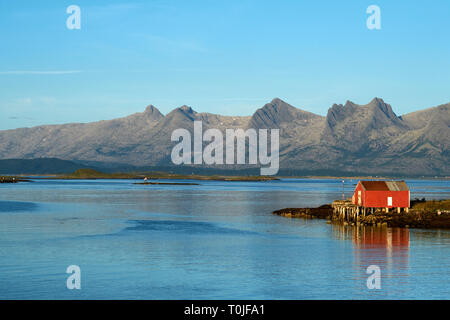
[
  {"left": 1, "top": 178, "right": 448, "bottom": 299},
  {"left": 332, "top": 224, "right": 410, "bottom": 278}
]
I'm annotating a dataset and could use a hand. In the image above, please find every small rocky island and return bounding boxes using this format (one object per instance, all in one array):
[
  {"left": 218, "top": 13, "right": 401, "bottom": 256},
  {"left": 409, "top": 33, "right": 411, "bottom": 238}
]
[
  {"left": 134, "top": 182, "right": 200, "bottom": 186},
  {"left": 0, "top": 176, "right": 31, "bottom": 183},
  {"left": 273, "top": 199, "right": 450, "bottom": 229}
]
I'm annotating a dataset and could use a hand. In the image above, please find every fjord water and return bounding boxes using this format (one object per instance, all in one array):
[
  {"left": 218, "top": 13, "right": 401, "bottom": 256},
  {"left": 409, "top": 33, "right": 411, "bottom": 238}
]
[{"left": 0, "top": 178, "right": 449, "bottom": 299}]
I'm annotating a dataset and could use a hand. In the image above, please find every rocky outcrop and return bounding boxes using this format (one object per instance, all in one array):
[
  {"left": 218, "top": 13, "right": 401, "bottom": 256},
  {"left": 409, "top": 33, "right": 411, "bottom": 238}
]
[{"left": 273, "top": 200, "right": 450, "bottom": 229}]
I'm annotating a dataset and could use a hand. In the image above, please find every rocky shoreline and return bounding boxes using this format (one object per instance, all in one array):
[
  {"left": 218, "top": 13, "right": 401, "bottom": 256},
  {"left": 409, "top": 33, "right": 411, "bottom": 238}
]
[
  {"left": 0, "top": 176, "right": 31, "bottom": 183},
  {"left": 273, "top": 205, "right": 333, "bottom": 220},
  {"left": 273, "top": 200, "right": 450, "bottom": 229}
]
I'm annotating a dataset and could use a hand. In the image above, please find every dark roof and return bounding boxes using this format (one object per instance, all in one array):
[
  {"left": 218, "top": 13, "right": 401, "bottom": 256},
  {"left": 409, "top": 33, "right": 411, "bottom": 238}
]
[{"left": 359, "top": 181, "right": 409, "bottom": 191}]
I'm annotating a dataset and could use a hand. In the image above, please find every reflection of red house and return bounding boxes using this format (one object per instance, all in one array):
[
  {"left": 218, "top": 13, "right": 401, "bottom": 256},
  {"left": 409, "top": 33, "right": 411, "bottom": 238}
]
[
  {"left": 354, "top": 227, "right": 410, "bottom": 248},
  {"left": 352, "top": 181, "right": 410, "bottom": 212}
]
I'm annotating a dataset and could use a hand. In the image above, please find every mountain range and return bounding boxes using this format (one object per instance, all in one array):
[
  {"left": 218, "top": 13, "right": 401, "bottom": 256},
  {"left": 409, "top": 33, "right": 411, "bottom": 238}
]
[{"left": 0, "top": 98, "right": 448, "bottom": 176}]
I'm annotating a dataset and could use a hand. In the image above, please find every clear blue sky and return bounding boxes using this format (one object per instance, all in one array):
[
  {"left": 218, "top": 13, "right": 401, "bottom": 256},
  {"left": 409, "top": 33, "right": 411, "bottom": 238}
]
[{"left": 1, "top": 0, "right": 449, "bottom": 129}]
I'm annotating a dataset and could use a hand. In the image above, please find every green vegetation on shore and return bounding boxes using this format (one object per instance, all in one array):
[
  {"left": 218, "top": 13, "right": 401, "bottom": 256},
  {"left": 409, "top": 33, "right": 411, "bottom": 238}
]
[
  {"left": 410, "top": 199, "right": 450, "bottom": 213},
  {"left": 56, "top": 169, "right": 278, "bottom": 181},
  {"left": 60, "top": 169, "right": 141, "bottom": 179}
]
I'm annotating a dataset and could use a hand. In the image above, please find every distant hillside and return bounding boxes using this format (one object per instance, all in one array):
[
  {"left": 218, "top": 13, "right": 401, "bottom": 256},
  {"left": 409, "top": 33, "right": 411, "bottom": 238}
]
[
  {"left": 0, "top": 158, "right": 92, "bottom": 175},
  {"left": 0, "top": 157, "right": 264, "bottom": 176},
  {"left": 0, "top": 98, "right": 448, "bottom": 177}
]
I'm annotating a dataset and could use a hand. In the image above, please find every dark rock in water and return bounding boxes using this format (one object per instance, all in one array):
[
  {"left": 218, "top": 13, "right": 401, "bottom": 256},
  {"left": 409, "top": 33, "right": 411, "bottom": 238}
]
[
  {"left": 357, "top": 210, "right": 450, "bottom": 229},
  {"left": 273, "top": 205, "right": 332, "bottom": 219},
  {"left": 133, "top": 182, "right": 200, "bottom": 185},
  {"left": 0, "top": 176, "right": 31, "bottom": 183},
  {"left": 273, "top": 200, "right": 450, "bottom": 229}
]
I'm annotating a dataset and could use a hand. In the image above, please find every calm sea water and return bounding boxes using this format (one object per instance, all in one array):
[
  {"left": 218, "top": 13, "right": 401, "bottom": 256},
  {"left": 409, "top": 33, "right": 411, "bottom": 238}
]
[{"left": 0, "top": 178, "right": 449, "bottom": 299}]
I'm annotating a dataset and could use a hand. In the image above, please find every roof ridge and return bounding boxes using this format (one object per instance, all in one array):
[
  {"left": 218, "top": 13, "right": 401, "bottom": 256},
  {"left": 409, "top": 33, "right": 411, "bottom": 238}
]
[{"left": 359, "top": 180, "right": 408, "bottom": 191}]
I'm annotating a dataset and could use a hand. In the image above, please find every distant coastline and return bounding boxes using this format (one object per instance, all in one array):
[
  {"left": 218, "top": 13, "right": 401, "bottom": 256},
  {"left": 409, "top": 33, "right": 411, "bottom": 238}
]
[
  {"left": 1, "top": 158, "right": 449, "bottom": 179},
  {"left": 34, "top": 169, "right": 279, "bottom": 182}
]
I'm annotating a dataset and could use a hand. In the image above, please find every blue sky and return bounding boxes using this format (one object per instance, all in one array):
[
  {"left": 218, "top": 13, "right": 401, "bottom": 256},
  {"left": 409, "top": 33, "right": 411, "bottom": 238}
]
[{"left": 0, "top": 0, "right": 449, "bottom": 129}]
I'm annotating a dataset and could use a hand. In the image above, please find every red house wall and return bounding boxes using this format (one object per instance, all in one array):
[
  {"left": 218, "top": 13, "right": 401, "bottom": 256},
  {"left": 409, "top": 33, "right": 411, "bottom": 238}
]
[
  {"left": 352, "top": 182, "right": 366, "bottom": 206},
  {"left": 364, "top": 191, "right": 409, "bottom": 208},
  {"left": 352, "top": 182, "right": 410, "bottom": 208}
]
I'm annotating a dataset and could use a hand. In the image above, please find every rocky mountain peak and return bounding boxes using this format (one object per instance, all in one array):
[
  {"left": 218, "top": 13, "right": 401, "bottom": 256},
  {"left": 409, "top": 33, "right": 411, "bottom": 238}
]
[
  {"left": 143, "top": 105, "right": 164, "bottom": 119},
  {"left": 249, "top": 98, "right": 321, "bottom": 129},
  {"left": 158, "top": 105, "right": 198, "bottom": 127},
  {"left": 144, "top": 104, "right": 156, "bottom": 112},
  {"left": 327, "top": 97, "right": 402, "bottom": 127},
  {"left": 250, "top": 98, "right": 293, "bottom": 128},
  {"left": 270, "top": 97, "right": 287, "bottom": 106},
  {"left": 0, "top": 98, "right": 448, "bottom": 176},
  {"left": 368, "top": 97, "right": 402, "bottom": 124},
  {"left": 370, "top": 97, "right": 385, "bottom": 104},
  {"left": 179, "top": 105, "right": 195, "bottom": 114},
  {"left": 343, "top": 100, "right": 357, "bottom": 108}
]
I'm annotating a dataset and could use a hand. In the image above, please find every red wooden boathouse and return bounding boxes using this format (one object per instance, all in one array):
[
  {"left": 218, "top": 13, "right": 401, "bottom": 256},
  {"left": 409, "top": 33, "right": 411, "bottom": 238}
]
[{"left": 352, "top": 180, "right": 410, "bottom": 213}]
